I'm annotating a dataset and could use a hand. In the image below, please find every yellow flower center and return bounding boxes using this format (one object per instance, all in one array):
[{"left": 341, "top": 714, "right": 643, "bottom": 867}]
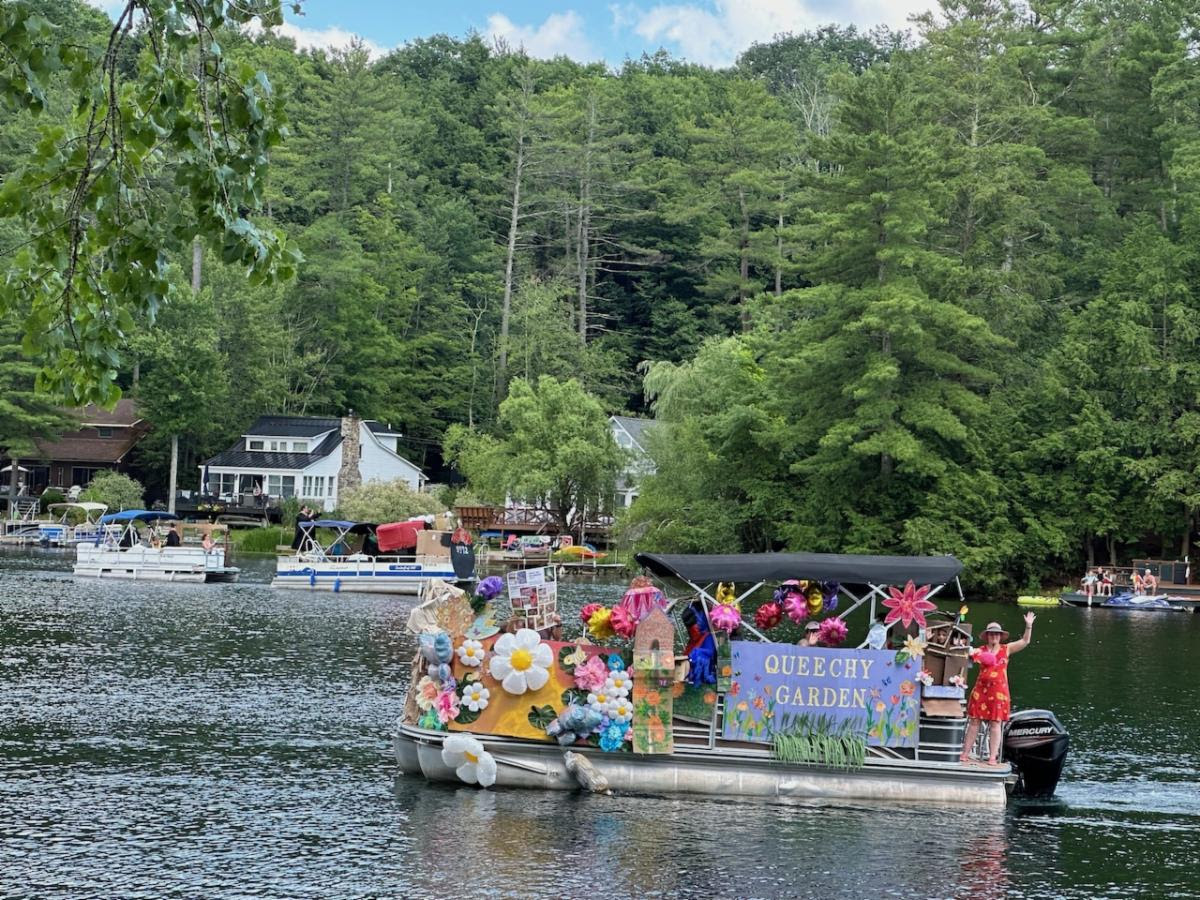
[
  {"left": 510, "top": 648, "right": 533, "bottom": 671},
  {"left": 465, "top": 647, "right": 476, "bottom": 658},
  {"left": 464, "top": 751, "right": 478, "bottom": 764}
]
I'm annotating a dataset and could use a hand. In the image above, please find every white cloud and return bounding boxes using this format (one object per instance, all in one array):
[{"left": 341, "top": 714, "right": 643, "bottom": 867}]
[
  {"left": 82, "top": 0, "right": 130, "bottom": 16},
  {"left": 627, "top": 0, "right": 933, "bottom": 67},
  {"left": 267, "top": 21, "right": 390, "bottom": 59},
  {"left": 484, "top": 11, "right": 597, "bottom": 61}
]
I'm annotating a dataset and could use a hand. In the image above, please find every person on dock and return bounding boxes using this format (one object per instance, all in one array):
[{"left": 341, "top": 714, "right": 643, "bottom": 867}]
[
  {"left": 959, "top": 612, "right": 1035, "bottom": 768},
  {"left": 1081, "top": 568, "right": 1098, "bottom": 602},
  {"left": 1142, "top": 568, "right": 1157, "bottom": 594}
]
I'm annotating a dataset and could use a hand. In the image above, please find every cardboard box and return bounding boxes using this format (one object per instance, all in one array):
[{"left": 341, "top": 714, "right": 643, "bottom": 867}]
[
  {"left": 921, "top": 697, "right": 965, "bottom": 718},
  {"left": 416, "top": 530, "right": 451, "bottom": 558}
]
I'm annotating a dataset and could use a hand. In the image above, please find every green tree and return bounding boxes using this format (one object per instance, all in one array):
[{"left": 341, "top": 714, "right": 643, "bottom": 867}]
[
  {"left": 80, "top": 470, "right": 144, "bottom": 511},
  {"left": 0, "top": 0, "right": 300, "bottom": 403},
  {"left": 0, "top": 331, "right": 72, "bottom": 501},
  {"left": 444, "top": 376, "right": 622, "bottom": 533},
  {"left": 337, "top": 479, "right": 442, "bottom": 523}
]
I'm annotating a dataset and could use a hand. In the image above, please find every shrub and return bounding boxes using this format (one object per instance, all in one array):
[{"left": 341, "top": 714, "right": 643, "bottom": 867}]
[
  {"left": 39, "top": 488, "right": 65, "bottom": 512},
  {"left": 80, "top": 471, "right": 144, "bottom": 511},
  {"left": 279, "top": 495, "right": 300, "bottom": 528},
  {"left": 337, "top": 479, "right": 442, "bottom": 524},
  {"left": 234, "top": 526, "right": 289, "bottom": 553}
]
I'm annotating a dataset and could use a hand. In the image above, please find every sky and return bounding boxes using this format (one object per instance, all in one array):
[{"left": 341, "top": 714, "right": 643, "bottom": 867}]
[{"left": 87, "top": 1, "right": 937, "bottom": 67}]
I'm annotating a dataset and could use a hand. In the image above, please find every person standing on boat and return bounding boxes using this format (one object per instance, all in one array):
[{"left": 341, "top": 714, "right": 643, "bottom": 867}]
[
  {"left": 959, "top": 613, "right": 1035, "bottom": 767},
  {"left": 291, "top": 505, "right": 313, "bottom": 551},
  {"left": 165, "top": 524, "right": 181, "bottom": 548}
]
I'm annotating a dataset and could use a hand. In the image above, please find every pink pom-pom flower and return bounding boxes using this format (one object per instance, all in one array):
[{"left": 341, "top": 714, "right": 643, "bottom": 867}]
[
  {"left": 710, "top": 603, "right": 741, "bottom": 633},
  {"left": 580, "top": 602, "right": 603, "bottom": 626},
  {"left": 784, "top": 592, "right": 808, "bottom": 624},
  {"left": 610, "top": 604, "right": 638, "bottom": 639},
  {"left": 754, "top": 601, "right": 783, "bottom": 630},
  {"left": 975, "top": 649, "right": 998, "bottom": 667},
  {"left": 817, "top": 616, "right": 848, "bottom": 647}
]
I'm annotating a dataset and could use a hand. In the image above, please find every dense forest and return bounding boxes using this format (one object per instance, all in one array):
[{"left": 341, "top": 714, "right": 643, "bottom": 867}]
[{"left": 3, "top": 0, "right": 1200, "bottom": 590}]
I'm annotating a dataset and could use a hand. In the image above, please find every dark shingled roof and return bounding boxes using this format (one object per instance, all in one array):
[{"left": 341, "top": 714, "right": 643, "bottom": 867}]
[
  {"left": 204, "top": 432, "right": 343, "bottom": 470},
  {"left": 243, "top": 415, "right": 399, "bottom": 438},
  {"left": 34, "top": 399, "right": 149, "bottom": 463}
]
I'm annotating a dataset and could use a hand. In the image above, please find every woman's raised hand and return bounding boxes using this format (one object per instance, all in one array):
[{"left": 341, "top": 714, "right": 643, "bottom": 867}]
[{"left": 1023, "top": 611, "right": 1036, "bottom": 627}]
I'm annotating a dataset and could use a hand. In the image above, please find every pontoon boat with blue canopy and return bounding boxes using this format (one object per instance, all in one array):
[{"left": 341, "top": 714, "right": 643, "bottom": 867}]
[{"left": 74, "top": 509, "right": 239, "bottom": 583}]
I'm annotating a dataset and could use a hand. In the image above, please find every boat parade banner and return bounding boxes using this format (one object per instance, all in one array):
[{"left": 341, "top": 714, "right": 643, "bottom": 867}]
[{"left": 722, "top": 641, "right": 921, "bottom": 748}]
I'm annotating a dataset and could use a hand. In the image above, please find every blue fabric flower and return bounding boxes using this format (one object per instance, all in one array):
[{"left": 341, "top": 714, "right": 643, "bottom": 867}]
[
  {"left": 599, "top": 722, "right": 625, "bottom": 752},
  {"left": 607, "top": 653, "right": 625, "bottom": 671}
]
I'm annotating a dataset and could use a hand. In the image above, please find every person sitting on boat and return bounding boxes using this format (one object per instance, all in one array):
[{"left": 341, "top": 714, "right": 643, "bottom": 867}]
[
  {"left": 960, "top": 613, "right": 1035, "bottom": 768},
  {"left": 201, "top": 533, "right": 216, "bottom": 553},
  {"left": 1081, "top": 568, "right": 1098, "bottom": 602},
  {"left": 1131, "top": 570, "right": 1145, "bottom": 594},
  {"left": 1142, "top": 568, "right": 1157, "bottom": 594},
  {"left": 800, "top": 620, "right": 821, "bottom": 647},
  {"left": 165, "top": 525, "right": 181, "bottom": 548},
  {"left": 1099, "top": 567, "right": 1113, "bottom": 597}
]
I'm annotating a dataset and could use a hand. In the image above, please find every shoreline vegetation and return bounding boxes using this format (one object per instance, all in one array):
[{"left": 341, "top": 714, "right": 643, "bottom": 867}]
[{"left": 4, "top": 2, "right": 1200, "bottom": 594}]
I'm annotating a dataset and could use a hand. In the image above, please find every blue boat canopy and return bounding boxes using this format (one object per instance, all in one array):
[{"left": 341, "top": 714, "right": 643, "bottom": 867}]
[{"left": 98, "top": 509, "right": 179, "bottom": 524}]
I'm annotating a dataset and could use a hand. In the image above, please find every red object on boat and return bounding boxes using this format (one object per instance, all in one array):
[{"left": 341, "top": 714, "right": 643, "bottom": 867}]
[{"left": 376, "top": 519, "right": 426, "bottom": 552}]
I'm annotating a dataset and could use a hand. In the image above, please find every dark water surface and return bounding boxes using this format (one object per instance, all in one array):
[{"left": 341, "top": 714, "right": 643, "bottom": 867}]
[{"left": 2, "top": 548, "right": 1198, "bottom": 898}]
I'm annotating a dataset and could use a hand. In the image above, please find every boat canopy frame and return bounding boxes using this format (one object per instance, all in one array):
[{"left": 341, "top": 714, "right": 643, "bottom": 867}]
[
  {"left": 634, "top": 551, "right": 965, "bottom": 645},
  {"left": 296, "top": 520, "right": 379, "bottom": 559}
]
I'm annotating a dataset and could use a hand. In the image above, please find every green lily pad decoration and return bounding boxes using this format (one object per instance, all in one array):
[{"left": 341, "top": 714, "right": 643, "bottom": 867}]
[
  {"left": 528, "top": 704, "right": 557, "bottom": 731},
  {"left": 560, "top": 687, "right": 589, "bottom": 707}
]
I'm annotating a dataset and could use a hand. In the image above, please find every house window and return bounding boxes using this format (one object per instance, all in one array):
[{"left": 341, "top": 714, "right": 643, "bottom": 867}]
[
  {"left": 96, "top": 427, "right": 113, "bottom": 438},
  {"left": 267, "top": 474, "right": 295, "bottom": 498},
  {"left": 70, "top": 467, "right": 101, "bottom": 487},
  {"left": 302, "top": 475, "right": 325, "bottom": 498},
  {"left": 292, "top": 441, "right": 308, "bottom": 453},
  {"left": 248, "top": 440, "right": 264, "bottom": 451},
  {"left": 214, "top": 473, "right": 236, "bottom": 497},
  {"left": 615, "top": 431, "right": 631, "bottom": 448}
]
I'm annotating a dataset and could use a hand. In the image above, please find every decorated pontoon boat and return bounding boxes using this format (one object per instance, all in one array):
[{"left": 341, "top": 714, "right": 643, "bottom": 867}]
[
  {"left": 74, "top": 510, "right": 239, "bottom": 583},
  {"left": 272, "top": 520, "right": 475, "bottom": 595},
  {"left": 395, "top": 552, "right": 1068, "bottom": 807}
]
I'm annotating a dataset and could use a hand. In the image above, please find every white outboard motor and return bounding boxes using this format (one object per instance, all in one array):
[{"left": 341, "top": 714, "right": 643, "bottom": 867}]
[{"left": 1003, "top": 708, "right": 1069, "bottom": 797}]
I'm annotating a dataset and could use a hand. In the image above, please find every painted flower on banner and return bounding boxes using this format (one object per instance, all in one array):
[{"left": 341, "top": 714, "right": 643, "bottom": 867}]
[
  {"left": 462, "top": 681, "right": 490, "bottom": 712},
  {"left": 573, "top": 655, "right": 609, "bottom": 692},
  {"left": 414, "top": 675, "right": 439, "bottom": 711},
  {"left": 605, "top": 670, "right": 632, "bottom": 697},
  {"left": 456, "top": 638, "right": 486, "bottom": 667},
  {"left": 489, "top": 628, "right": 553, "bottom": 694},
  {"left": 607, "top": 697, "right": 634, "bottom": 724},
  {"left": 441, "top": 733, "right": 497, "bottom": 787},
  {"left": 882, "top": 581, "right": 936, "bottom": 629}
]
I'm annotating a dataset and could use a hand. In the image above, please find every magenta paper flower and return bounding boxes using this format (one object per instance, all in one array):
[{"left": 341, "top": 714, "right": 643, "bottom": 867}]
[
  {"left": 434, "top": 688, "right": 461, "bottom": 725},
  {"left": 610, "top": 604, "right": 638, "bottom": 639},
  {"left": 580, "top": 602, "right": 603, "bottom": 626},
  {"left": 574, "top": 654, "right": 609, "bottom": 692},
  {"left": 710, "top": 603, "right": 741, "bottom": 633},
  {"left": 817, "top": 616, "right": 848, "bottom": 647},
  {"left": 784, "top": 592, "right": 808, "bottom": 624},
  {"left": 754, "top": 601, "right": 783, "bottom": 630},
  {"left": 882, "top": 581, "right": 936, "bottom": 629}
]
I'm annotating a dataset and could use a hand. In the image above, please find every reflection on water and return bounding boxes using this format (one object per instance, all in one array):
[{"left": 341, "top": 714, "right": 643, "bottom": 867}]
[{"left": 1, "top": 547, "right": 1197, "bottom": 898}]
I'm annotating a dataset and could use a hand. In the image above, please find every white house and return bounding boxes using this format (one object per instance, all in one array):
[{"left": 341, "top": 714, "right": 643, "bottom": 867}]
[
  {"left": 609, "top": 415, "right": 658, "bottom": 508},
  {"left": 200, "top": 414, "right": 425, "bottom": 512}
]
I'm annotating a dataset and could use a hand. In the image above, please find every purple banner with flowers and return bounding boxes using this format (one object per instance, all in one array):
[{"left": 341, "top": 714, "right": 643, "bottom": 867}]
[{"left": 722, "top": 641, "right": 921, "bottom": 747}]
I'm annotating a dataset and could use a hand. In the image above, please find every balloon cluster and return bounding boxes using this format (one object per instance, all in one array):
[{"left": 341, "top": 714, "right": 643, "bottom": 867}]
[{"left": 773, "top": 579, "right": 839, "bottom": 623}]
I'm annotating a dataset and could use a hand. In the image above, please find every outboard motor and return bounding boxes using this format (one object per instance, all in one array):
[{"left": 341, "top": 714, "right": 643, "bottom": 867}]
[{"left": 1003, "top": 708, "right": 1069, "bottom": 797}]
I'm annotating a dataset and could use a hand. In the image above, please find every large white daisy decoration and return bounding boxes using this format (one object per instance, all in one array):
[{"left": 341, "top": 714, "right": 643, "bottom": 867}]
[
  {"left": 462, "top": 681, "right": 490, "bottom": 712},
  {"left": 489, "top": 628, "right": 553, "bottom": 694},
  {"left": 441, "top": 733, "right": 497, "bottom": 787},
  {"left": 586, "top": 685, "right": 615, "bottom": 715},
  {"left": 605, "top": 670, "right": 632, "bottom": 697},
  {"left": 456, "top": 638, "right": 486, "bottom": 667},
  {"left": 607, "top": 696, "right": 634, "bottom": 724}
]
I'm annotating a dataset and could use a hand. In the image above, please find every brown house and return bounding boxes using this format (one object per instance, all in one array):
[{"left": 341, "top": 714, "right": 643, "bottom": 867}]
[{"left": 2, "top": 400, "right": 150, "bottom": 495}]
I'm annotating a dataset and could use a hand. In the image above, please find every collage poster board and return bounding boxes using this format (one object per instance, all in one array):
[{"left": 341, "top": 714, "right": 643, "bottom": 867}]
[{"left": 506, "top": 565, "right": 559, "bottom": 630}]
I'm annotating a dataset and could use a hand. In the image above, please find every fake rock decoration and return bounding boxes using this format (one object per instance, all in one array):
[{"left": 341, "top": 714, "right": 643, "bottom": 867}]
[
  {"left": 441, "top": 733, "right": 497, "bottom": 787},
  {"left": 489, "top": 628, "right": 554, "bottom": 694}
]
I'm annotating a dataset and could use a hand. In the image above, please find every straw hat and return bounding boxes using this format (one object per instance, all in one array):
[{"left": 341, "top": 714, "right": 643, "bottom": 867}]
[{"left": 982, "top": 621, "right": 1009, "bottom": 641}]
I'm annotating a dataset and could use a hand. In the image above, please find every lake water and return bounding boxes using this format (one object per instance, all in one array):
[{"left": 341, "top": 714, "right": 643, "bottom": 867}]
[{"left": 1, "top": 548, "right": 1198, "bottom": 898}]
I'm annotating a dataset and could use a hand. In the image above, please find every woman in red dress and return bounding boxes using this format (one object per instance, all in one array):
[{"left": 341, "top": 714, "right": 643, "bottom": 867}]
[{"left": 959, "top": 612, "right": 1035, "bottom": 767}]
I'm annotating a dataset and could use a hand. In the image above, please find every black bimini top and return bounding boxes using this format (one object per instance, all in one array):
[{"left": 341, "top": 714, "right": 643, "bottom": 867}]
[{"left": 634, "top": 552, "right": 963, "bottom": 587}]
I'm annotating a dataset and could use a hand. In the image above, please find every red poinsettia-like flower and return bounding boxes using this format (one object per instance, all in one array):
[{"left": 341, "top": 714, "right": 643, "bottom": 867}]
[{"left": 882, "top": 580, "right": 936, "bottom": 629}]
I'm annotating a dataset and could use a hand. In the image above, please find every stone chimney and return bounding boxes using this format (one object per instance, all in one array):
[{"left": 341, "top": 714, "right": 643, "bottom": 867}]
[{"left": 338, "top": 411, "right": 362, "bottom": 495}]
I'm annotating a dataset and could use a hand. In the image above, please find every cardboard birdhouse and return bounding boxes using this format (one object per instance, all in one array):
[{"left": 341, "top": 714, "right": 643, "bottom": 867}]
[{"left": 633, "top": 607, "right": 675, "bottom": 687}]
